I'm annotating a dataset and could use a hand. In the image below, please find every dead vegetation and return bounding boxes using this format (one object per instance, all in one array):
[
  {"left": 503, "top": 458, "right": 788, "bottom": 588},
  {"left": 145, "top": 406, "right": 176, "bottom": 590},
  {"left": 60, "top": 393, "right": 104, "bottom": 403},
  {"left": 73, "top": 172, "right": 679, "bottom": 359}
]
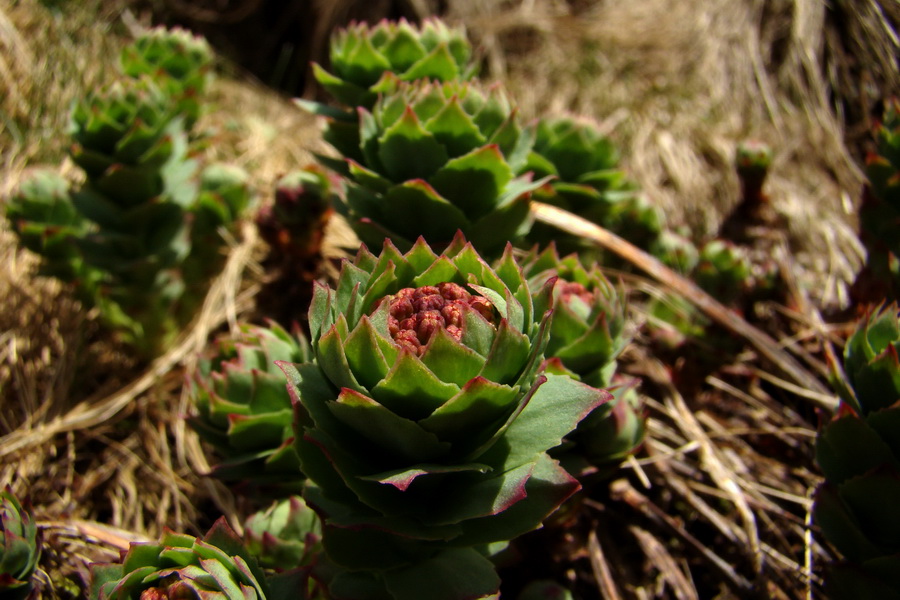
[{"left": 0, "top": 0, "right": 898, "bottom": 598}]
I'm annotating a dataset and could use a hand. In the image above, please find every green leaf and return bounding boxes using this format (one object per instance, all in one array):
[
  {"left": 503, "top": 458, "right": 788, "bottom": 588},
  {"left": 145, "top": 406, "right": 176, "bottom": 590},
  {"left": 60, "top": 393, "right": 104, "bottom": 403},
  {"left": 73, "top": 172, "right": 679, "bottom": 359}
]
[
  {"left": 360, "top": 462, "right": 491, "bottom": 492},
  {"left": 453, "top": 454, "right": 580, "bottom": 546},
  {"left": 378, "top": 107, "right": 449, "bottom": 182},
  {"left": 479, "top": 373, "right": 611, "bottom": 471},
  {"left": 400, "top": 43, "right": 463, "bottom": 82},
  {"left": 340, "top": 35, "right": 392, "bottom": 88},
  {"left": 383, "top": 547, "right": 501, "bottom": 600},
  {"left": 370, "top": 351, "right": 460, "bottom": 421},
  {"left": 478, "top": 319, "right": 531, "bottom": 385},
  {"left": 816, "top": 413, "right": 898, "bottom": 485},
  {"left": 382, "top": 25, "right": 427, "bottom": 72},
  {"left": 423, "top": 97, "right": 487, "bottom": 159},
  {"left": 429, "top": 461, "right": 533, "bottom": 525},
  {"left": 813, "top": 483, "right": 882, "bottom": 563},
  {"left": 419, "top": 377, "right": 519, "bottom": 449},
  {"left": 343, "top": 316, "right": 392, "bottom": 389},
  {"left": 420, "top": 327, "right": 487, "bottom": 386},
  {"left": 429, "top": 145, "right": 512, "bottom": 219},
  {"left": 316, "top": 324, "right": 365, "bottom": 394},
  {"left": 327, "top": 388, "right": 450, "bottom": 463},
  {"left": 378, "top": 179, "right": 469, "bottom": 243},
  {"left": 839, "top": 465, "right": 900, "bottom": 551}
]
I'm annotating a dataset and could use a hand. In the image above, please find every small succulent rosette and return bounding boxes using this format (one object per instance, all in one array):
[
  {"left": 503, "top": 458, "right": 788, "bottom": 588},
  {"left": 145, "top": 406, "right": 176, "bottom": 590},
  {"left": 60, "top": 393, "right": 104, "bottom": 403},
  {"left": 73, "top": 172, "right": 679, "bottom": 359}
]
[
  {"left": 244, "top": 496, "right": 322, "bottom": 572},
  {"left": 522, "top": 246, "right": 645, "bottom": 476},
  {"left": 522, "top": 115, "right": 639, "bottom": 254},
  {"left": 332, "top": 77, "right": 545, "bottom": 256},
  {"left": 0, "top": 488, "right": 41, "bottom": 600},
  {"left": 119, "top": 25, "right": 214, "bottom": 128},
  {"left": 814, "top": 304, "right": 900, "bottom": 599},
  {"left": 306, "top": 18, "right": 475, "bottom": 111},
  {"left": 280, "top": 233, "right": 609, "bottom": 600},
  {"left": 5, "top": 169, "right": 94, "bottom": 287},
  {"left": 523, "top": 246, "right": 628, "bottom": 389},
  {"left": 90, "top": 519, "right": 273, "bottom": 600},
  {"left": 189, "top": 322, "right": 311, "bottom": 496}
]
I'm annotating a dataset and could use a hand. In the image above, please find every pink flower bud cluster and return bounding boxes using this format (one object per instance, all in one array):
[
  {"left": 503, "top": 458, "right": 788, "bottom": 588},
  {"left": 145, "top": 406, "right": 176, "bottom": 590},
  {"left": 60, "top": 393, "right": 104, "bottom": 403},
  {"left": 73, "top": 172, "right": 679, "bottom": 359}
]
[
  {"left": 555, "top": 280, "right": 593, "bottom": 306},
  {"left": 385, "top": 282, "right": 494, "bottom": 355}
]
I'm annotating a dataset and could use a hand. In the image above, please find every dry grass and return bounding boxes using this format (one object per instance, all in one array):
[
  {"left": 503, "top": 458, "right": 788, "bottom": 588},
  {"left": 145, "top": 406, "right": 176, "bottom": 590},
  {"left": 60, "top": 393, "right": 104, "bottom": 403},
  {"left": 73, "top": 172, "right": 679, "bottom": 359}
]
[{"left": 0, "top": 0, "right": 897, "bottom": 597}]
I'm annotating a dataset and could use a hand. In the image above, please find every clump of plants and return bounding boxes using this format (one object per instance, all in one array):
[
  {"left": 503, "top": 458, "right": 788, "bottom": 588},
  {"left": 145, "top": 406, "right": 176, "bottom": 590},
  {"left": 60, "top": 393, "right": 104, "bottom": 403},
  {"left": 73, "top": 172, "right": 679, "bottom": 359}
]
[
  {"left": 189, "top": 322, "right": 311, "bottom": 496},
  {"left": 5, "top": 27, "right": 249, "bottom": 358}
]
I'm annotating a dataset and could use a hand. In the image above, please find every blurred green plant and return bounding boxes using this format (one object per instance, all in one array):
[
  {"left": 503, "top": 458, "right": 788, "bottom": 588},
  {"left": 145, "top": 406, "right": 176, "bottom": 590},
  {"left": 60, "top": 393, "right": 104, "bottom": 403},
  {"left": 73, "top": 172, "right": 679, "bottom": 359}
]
[{"left": 5, "top": 28, "right": 248, "bottom": 359}]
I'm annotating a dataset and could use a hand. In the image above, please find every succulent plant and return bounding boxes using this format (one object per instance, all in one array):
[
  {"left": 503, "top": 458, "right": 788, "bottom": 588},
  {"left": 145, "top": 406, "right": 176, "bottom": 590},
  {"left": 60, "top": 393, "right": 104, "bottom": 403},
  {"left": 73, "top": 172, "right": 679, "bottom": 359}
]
[
  {"left": 693, "top": 239, "right": 753, "bottom": 305},
  {"left": 308, "top": 18, "right": 476, "bottom": 112},
  {"left": 522, "top": 246, "right": 644, "bottom": 476},
  {"left": 523, "top": 246, "right": 628, "bottom": 388},
  {"left": 281, "top": 234, "right": 609, "bottom": 599},
  {"left": 89, "top": 518, "right": 271, "bottom": 600},
  {"left": 189, "top": 322, "right": 311, "bottom": 496},
  {"left": 256, "top": 167, "right": 337, "bottom": 280},
  {"left": 5, "top": 169, "right": 95, "bottom": 289},
  {"left": 120, "top": 25, "right": 214, "bottom": 128},
  {"left": 649, "top": 230, "right": 700, "bottom": 274},
  {"left": 7, "top": 49, "right": 245, "bottom": 358},
  {"left": 814, "top": 304, "right": 900, "bottom": 599},
  {"left": 330, "top": 77, "right": 543, "bottom": 256},
  {"left": 0, "top": 488, "right": 41, "bottom": 600},
  {"left": 244, "top": 496, "right": 322, "bottom": 572},
  {"left": 521, "top": 115, "right": 638, "bottom": 254}
]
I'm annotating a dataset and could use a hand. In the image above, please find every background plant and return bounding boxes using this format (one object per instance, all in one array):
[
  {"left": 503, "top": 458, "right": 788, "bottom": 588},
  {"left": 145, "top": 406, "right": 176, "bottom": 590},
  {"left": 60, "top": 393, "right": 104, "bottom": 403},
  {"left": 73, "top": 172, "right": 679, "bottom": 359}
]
[{"left": 5, "top": 27, "right": 249, "bottom": 358}]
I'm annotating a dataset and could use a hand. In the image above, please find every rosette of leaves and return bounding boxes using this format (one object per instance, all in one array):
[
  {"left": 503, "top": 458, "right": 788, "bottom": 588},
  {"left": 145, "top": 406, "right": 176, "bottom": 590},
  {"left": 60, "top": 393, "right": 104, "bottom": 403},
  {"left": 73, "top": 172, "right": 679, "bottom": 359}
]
[
  {"left": 7, "top": 73, "right": 245, "bottom": 359},
  {"left": 310, "top": 18, "right": 476, "bottom": 111},
  {"left": 120, "top": 25, "right": 214, "bottom": 128},
  {"left": 189, "top": 322, "right": 311, "bottom": 496},
  {"left": 89, "top": 519, "right": 275, "bottom": 600},
  {"left": 0, "top": 488, "right": 41, "bottom": 600},
  {"left": 281, "top": 234, "right": 609, "bottom": 600},
  {"left": 244, "top": 496, "right": 323, "bottom": 572},
  {"left": 858, "top": 99, "right": 900, "bottom": 300},
  {"left": 814, "top": 304, "right": 900, "bottom": 599},
  {"left": 521, "top": 115, "right": 640, "bottom": 255},
  {"left": 332, "top": 77, "right": 544, "bottom": 256},
  {"left": 522, "top": 246, "right": 627, "bottom": 388},
  {"left": 523, "top": 246, "right": 644, "bottom": 476}
]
